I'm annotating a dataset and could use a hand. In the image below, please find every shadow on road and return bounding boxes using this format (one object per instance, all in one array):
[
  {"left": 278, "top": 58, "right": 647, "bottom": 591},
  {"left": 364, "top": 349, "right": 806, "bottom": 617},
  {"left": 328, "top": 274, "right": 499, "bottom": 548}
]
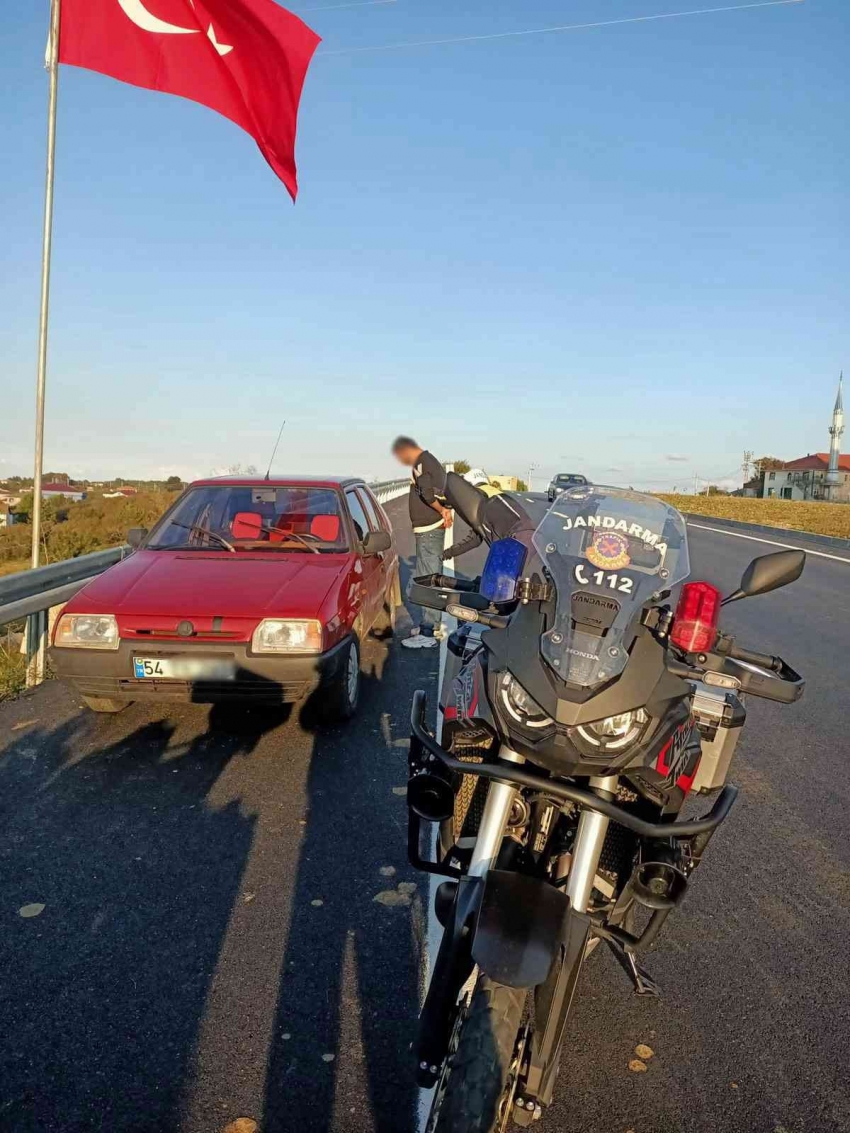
[
  {"left": 0, "top": 614, "right": 425, "bottom": 1132},
  {"left": 0, "top": 702, "right": 276, "bottom": 1131},
  {"left": 262, "top": 649, "right": 420, "bottom": 1133}
]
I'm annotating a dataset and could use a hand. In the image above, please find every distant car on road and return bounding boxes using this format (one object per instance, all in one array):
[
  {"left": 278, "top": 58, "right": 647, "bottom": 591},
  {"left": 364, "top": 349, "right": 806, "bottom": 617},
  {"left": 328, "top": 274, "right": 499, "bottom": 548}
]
[
  {"left": 50, "top": 476, "right": 401, "bottom": 721},
  {"left": 547, "top": 472, "right": 589, "bottom": 502}
]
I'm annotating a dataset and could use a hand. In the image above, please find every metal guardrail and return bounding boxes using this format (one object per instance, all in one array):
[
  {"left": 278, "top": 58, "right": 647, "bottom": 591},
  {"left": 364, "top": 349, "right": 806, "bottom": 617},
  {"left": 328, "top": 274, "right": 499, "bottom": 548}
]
[
  {"left": 0, "top": 546, "right": 131, "bottom": 626},
  {"left": 0, "top": 476, "right": 411, "bottom": 631},
  {"left": 370, "top": 477, "right": 410, "bottom": 504}
]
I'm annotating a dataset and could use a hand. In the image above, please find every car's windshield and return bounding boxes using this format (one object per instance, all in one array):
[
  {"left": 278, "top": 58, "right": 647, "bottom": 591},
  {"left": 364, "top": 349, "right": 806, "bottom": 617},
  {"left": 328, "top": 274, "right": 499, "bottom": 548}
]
[
  {"left": 556, "top": 474, "right": 586, "bottom": 485},
  {"left": 147, "top": 485, "right": 349, "bottom": 553},
  {"left": 532, "top": 485, "right": 689, "bottom": 689}
]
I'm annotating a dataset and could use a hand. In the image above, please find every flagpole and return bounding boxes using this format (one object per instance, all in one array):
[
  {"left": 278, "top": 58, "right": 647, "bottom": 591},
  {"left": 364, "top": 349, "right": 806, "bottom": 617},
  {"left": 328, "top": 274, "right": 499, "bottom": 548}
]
[{"left": 27, "top": 0, "right": 61, "bottom": 687}]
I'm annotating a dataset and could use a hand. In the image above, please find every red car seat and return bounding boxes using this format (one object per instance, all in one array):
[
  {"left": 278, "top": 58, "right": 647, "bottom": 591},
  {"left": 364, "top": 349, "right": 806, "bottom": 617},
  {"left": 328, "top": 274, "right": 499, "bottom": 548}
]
[
  {"left": 311, "top": 515, "right": 340, "bottom": 543},
  {"left": 231, "top": 512, "right": 264, "bottom": 539}
]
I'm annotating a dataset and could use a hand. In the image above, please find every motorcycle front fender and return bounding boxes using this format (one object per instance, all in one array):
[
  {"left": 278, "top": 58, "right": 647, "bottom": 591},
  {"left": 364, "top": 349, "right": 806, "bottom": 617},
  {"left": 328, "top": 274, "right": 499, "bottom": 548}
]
[{"left": 471, "top": 870, "right": 575, "bottom": 989}]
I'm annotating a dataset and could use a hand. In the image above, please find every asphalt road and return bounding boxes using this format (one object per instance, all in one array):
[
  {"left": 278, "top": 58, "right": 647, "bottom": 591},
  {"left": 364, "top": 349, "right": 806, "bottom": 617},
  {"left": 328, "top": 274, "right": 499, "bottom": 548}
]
[{"left": 1, "top": 497, "right": 848, "bottom": 1133}]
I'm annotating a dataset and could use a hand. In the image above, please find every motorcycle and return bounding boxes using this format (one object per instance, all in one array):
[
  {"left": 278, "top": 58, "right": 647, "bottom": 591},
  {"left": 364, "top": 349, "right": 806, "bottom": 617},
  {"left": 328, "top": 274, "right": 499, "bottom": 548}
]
[{"left": 406, "top": 476, "right": 805, "bottom": 1132}]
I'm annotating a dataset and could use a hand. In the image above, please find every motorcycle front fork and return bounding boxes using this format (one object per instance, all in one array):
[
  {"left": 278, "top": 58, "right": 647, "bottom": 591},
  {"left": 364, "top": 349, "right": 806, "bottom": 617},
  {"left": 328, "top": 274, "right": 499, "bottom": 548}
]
[{"left": 469, "top": 750, "right": 617, "bottom": 917}]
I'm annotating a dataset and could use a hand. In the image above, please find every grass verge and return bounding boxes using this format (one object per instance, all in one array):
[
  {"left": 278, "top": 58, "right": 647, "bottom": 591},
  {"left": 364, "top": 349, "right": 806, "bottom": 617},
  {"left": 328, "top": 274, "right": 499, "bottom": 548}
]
[
  {"left": 658, "top": 495, "right": 850, "bottom": 540},
  {"left": 0, "top": 638, "right": 26, "bottom": 701}
]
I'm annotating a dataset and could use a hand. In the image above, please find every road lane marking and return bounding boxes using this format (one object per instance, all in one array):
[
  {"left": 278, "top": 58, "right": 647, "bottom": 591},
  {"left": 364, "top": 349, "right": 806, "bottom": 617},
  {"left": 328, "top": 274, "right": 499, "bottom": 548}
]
[
  {"left": 686, "top": 522, "right": 850, "bottom": 565},
  {"left": 416, "top": 517, "right": 456, "bottom": 1131}
]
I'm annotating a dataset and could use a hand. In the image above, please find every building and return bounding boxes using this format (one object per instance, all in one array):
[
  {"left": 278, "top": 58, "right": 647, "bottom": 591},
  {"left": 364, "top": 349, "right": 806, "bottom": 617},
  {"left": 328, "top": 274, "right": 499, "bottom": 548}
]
[
  {"left": 0, "top": 489, "right": 23, "bottom": 527},
  {"left": 763, "top": 455, "right": 850, "bottom": 501},
  {"left": 41, "top": 482, "right": 87, "bottom": 502},
  {"left": 826, "top": 373, "right": 845, "bottom": 499},
  {"left": 490, "top": 474, "right": 519, "bottom": 492},
  {"left": 762, "top": 375, "right": 848, "bottom": 502}
]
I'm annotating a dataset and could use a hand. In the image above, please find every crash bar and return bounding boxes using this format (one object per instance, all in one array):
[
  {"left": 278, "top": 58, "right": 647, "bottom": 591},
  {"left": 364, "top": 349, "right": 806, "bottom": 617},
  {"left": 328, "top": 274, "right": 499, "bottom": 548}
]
[{"left": 411, "top": 690, "right": 738, "bottom": 839}]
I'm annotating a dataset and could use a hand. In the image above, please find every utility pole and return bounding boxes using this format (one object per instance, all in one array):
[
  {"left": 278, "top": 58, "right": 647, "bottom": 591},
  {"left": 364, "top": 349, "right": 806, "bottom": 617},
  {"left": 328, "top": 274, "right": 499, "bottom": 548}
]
[
  {"left": 742, "top": 450, "right": 754, "bottom": 483},
  {"left": 26, "top": 0, "right": 61, "bottom": 688},
  {"left": 692, "top": 472, "right": 699, "bottom": 496},
  {"left": 527, "top": 463, "right": 538, "bottom": 492}
]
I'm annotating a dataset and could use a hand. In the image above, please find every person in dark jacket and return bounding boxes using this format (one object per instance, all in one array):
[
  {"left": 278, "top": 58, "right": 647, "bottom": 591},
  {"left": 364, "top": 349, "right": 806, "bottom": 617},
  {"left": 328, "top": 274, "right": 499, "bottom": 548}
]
[{"left": 391, "top": 436, "right": 453, "bottom": 648}]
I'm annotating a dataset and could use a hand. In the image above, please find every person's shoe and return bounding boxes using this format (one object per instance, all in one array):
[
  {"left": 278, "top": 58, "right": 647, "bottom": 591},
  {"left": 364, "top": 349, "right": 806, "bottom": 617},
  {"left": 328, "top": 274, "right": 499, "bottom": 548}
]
[{"left": 401, "top": 634, "right": 438, "bottom": 649}]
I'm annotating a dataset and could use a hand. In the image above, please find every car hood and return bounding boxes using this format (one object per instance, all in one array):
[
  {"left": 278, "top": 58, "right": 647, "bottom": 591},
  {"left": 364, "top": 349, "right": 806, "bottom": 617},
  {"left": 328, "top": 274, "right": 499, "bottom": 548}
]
[{"left": 70, "top": 550, "right": 350, "bottom": 620}]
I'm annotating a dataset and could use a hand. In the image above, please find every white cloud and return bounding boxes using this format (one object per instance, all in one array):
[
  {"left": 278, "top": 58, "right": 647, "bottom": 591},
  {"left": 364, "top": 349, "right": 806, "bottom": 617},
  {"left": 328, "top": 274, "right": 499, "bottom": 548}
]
[{"left": 664, "top": 454, "right": 689, "bottom": 463}]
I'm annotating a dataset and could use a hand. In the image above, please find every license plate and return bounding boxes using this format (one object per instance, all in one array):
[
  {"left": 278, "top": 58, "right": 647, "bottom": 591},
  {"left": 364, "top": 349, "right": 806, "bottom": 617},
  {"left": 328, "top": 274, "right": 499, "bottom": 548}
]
[{"left": 132, "top": 657, "right": 235, "bottom": 681}]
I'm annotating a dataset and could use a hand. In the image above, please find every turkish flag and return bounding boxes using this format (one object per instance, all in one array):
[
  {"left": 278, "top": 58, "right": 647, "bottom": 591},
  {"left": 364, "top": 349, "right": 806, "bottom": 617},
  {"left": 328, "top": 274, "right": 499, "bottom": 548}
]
[{"left": 58, "top": 0, "right": 321, "bottom": 199}]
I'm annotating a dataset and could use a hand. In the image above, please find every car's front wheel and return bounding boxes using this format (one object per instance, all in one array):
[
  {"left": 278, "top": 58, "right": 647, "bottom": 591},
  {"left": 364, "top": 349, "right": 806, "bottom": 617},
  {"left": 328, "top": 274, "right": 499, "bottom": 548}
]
[{"left": 321, "top": 635, "right": 360, "bottom": 722}]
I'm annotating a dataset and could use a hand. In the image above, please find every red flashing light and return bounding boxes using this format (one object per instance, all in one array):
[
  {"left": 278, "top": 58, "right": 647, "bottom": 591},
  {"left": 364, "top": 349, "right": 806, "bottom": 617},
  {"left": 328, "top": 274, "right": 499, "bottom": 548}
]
[{"left": 670, "top": 581, "right": 721, "bottom": 653}]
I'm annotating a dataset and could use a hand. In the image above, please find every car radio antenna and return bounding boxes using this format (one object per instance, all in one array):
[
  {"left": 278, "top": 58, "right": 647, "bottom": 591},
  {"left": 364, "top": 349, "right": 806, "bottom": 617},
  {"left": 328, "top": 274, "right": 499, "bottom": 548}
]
[{"left": 264, "top": 419, "right": 286, "bottom": 481}]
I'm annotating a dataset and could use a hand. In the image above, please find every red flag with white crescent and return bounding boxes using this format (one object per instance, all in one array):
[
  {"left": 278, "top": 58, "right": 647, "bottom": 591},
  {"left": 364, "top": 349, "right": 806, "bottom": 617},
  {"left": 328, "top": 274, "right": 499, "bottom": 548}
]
[{"left": 58, "top": 0, "right": 321, "bottom": 200}]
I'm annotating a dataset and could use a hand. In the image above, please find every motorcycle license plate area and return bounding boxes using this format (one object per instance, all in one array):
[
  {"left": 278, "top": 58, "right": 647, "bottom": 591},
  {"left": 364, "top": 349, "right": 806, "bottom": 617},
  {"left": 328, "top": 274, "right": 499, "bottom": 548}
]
[{"left": 132, "top": 656, "right": 235, "bottom": 681}]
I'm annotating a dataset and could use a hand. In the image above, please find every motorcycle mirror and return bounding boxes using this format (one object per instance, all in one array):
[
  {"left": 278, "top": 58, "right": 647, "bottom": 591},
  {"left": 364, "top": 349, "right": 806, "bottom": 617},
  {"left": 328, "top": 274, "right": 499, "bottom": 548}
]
[
  {"left": 127, "top": 527, "right": 148, "bottom": 548},
  {"left": 721, "top": 549, "right": 805, "bottom": 606},
  {"left": 443, "top": 472, "right": 488, "bottom": 538}
]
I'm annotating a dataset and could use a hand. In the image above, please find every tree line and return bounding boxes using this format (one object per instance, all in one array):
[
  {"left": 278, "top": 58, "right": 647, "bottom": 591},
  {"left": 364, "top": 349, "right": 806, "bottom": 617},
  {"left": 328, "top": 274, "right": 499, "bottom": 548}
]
[{"left": 0, "top": 491, "right": 174, "bottom": 567}]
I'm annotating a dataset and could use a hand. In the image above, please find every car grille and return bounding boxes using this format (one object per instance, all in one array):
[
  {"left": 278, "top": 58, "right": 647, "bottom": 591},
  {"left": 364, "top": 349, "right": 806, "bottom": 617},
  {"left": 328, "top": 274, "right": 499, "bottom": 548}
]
[{"left": 74, "top": 676, "right": 310, "bottom": 704}]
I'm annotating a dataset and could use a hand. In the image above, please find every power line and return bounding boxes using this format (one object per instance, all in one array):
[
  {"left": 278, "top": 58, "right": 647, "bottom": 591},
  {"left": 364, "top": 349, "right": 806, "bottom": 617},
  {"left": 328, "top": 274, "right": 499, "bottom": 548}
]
[
  {"left": 319, "top": 0, "right": 803, "bottom": 57},
  {"left": 298, "top": 0, "right": 395, "bottom": 12}
]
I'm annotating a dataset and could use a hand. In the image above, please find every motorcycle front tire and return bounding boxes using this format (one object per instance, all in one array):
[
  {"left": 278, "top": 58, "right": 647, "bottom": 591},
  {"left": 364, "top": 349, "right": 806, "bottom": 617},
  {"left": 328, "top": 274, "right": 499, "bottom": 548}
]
[{"left": 432, "top": 976, "right": 527, "bottom": 1133}]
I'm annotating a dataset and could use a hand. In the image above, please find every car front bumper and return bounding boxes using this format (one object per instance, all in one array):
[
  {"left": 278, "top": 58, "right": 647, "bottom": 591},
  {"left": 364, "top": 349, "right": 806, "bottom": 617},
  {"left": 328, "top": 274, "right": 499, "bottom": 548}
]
[{"left": 50, "top": 635, "right": 352, "bottom": 705}]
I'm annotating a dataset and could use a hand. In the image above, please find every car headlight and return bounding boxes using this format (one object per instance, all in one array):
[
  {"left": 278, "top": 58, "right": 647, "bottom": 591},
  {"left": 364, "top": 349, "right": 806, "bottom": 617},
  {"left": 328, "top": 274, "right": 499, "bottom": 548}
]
[
  {"left": 499, "top": 673, "right": 553, "bottom": 729},
  {"left": 571, "top": 709, "right": 650, "bottom": 753},
  {"left": 54, "top": 613, "right": 119, "bottom": 650},
  {"left": 252, "top": 619, "right": 323, "bottom": 654}
]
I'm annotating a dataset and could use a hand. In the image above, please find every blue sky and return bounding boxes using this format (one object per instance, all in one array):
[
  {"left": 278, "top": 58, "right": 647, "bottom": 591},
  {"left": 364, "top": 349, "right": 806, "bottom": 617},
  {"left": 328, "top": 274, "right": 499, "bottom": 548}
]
[{"left": 2, "top": 0, "right": 847, "bottom": 490}]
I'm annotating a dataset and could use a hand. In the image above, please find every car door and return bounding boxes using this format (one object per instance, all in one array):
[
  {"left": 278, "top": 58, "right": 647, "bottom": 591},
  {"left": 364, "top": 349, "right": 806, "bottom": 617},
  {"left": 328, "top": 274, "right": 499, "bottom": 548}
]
[
  {"left": 355, "top": 486, "right": 395, "bottom": 621},
  {"left": 357, "top": 485, "right": 397, "bottom": 608},
  {"left": 345, "top": 488, "right": 383, "bottom": 630}
]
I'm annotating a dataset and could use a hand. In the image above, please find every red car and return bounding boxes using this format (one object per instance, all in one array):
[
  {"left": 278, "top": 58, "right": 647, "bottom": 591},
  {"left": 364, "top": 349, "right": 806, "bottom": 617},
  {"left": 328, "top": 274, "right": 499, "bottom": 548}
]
[{"left": 50, "top": 476, "right": 401, "bottom": 720}]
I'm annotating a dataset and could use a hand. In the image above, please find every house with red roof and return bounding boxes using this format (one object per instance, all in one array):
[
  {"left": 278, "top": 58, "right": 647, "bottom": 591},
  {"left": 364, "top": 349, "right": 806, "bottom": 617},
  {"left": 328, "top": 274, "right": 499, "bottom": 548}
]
[
  {"left": 41, "top": 482, "right": 87, "bottom": 501},
  {"left": 762, "top": 453, "right": 850, "bottom": 502},
  {"left": 762, "top": 376, "right": 848, "bottom": 502}
]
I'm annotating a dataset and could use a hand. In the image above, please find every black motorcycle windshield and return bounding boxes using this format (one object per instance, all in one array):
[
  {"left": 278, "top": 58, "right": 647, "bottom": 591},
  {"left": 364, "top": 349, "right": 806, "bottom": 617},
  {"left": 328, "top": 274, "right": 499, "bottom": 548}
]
[{"left": 532, "top": 486, "right": 690, "bottom": 689}]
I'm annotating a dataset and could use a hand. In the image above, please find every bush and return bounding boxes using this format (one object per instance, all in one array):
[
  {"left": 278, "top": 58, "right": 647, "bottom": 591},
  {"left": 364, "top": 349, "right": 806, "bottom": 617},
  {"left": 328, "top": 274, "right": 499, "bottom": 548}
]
[
  {"left": 0, "top": 639, "right": 26, "bottom": 701},
  {"left": 0, "top": 490, "right": 174, "bottom": 566}
]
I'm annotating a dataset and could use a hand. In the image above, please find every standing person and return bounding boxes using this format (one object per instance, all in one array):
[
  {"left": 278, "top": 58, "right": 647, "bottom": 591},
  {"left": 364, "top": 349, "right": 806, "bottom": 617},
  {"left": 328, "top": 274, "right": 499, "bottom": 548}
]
[{"left": 391, "top": 436, "right": 453, "bottom": 649}]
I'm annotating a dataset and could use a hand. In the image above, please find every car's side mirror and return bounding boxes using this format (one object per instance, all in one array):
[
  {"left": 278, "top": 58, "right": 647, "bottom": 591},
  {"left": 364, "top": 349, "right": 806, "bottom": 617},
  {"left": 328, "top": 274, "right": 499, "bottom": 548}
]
[
  {"left": 362, "top": 530, "right": 391, "bottom": 555},
  {"left": 722, "top": 549, "right": 805, "bottom": 605},
  {"left": 127, "top": 527, "right": 148, "bottom": 549}
]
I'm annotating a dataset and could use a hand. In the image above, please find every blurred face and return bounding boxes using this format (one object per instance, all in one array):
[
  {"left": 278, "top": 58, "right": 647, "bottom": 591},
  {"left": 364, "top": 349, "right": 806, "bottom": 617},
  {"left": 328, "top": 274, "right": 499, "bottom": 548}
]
[{"left": 393, "top": 445, "right": 418, "bottom": 467}]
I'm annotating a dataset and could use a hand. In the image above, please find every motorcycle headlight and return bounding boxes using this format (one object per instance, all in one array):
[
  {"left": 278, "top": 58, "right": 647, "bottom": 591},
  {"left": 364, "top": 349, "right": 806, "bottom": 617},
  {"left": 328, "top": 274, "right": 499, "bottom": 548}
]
[
  {"left": 572, "top": 709, "right": 650, "bottom": 753},
  {"left": 251, "top": 618, "right": 323, "bottom": 654},
  {"left": 54, "top": 613, "right": 119, "bottom": 650},
  {"left": 499, "top": 673, "right": 553, "bottom": 729}
]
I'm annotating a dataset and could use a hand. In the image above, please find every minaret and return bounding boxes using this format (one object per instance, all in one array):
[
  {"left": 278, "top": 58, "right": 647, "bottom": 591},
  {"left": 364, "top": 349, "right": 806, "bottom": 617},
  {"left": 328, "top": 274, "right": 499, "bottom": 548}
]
[{"left": 826, "top": 372, "right": 844, "bottom": 498}]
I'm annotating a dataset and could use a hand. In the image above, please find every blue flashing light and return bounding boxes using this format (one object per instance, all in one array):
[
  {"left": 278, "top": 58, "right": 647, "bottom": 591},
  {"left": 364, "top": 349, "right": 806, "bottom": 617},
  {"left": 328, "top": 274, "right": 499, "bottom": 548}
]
[{"left": 480, "top": 537, "right": 527, "bottom": 603}]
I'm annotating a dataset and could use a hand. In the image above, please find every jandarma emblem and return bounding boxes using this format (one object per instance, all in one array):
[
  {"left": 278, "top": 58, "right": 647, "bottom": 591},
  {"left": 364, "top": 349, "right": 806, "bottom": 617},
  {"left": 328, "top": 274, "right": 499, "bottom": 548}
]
[{"left": 586, "top": 532, "right": 631, "bottom": 570}]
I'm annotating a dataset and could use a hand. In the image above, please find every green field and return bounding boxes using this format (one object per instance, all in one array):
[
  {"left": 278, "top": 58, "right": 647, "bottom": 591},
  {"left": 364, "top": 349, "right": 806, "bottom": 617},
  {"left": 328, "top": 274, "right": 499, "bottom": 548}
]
[{"left": 658, "top": 495, "right": 850, "bottom": 540}]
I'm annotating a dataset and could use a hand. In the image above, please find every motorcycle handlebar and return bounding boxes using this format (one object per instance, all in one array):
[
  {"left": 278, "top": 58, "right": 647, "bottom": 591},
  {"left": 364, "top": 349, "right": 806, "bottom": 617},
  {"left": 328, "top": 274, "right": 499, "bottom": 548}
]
[
  {"left": 714, "top": 632, "right": 782, "bottom": 673},
  {"left": 668, "top": 639, "right": 804, "bottom": 704},
  {"left": 725, "top": 642, "right": 782, "bottom": 672}
]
